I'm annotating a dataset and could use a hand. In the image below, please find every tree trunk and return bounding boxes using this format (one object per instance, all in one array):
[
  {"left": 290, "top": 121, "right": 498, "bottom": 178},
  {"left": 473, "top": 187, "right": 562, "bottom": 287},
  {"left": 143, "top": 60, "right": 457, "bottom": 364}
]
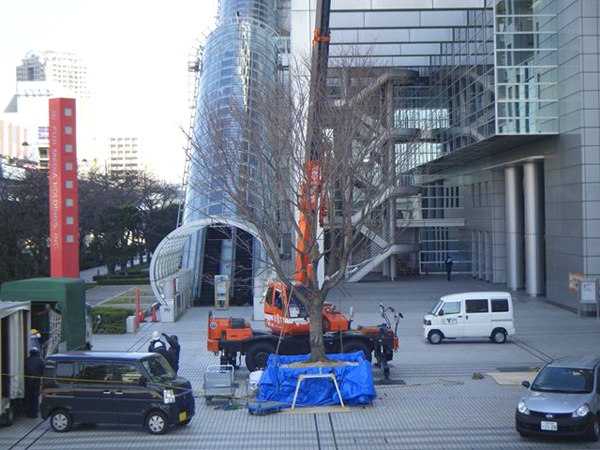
[{"left": 306, "top": 296, "right": 329, "bottom": 363}]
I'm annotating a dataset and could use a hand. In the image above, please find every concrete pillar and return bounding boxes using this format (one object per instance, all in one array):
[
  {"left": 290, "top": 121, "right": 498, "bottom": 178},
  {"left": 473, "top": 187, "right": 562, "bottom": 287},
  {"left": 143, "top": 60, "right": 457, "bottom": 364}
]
[
  {"left": 389, "top": 198, "right": 397, "bottom": 280},
  {"left": 471, "top": 230, "right": 477, "bottom": 277},
  {"left": 524, "top": 161, "right": 545, "bottom": 296},
  {"left": 390, "top": 256, "right": 397, "bottom": 280},
  {"left": 478, "top": 231, "right": 484, "bottom": 279},
  {"left": 486, "top": 231, "right": 493, "bottom": 282},
  {"left": 505, "top": 166, "right": 525, "bottom": 290}
]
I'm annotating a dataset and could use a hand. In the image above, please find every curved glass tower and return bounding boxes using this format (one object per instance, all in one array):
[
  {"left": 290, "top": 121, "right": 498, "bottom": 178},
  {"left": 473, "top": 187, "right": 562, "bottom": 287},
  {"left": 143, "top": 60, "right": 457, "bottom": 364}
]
[{"left": 183, "top": 0, "right": 278, "bottom": 304}]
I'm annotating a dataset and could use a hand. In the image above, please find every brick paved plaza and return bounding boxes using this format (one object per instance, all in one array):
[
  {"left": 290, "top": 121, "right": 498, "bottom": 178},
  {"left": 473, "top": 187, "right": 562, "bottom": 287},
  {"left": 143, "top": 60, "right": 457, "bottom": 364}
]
[{"left": 3, "top": 275, "right": 600, "bottom": 449}]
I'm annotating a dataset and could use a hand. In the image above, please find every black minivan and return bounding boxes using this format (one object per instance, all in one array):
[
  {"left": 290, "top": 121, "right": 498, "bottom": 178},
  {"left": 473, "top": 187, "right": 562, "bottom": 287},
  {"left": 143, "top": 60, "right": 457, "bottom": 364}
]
[{"left": 41, "top": 352, "right": 195, "bottom": 434}]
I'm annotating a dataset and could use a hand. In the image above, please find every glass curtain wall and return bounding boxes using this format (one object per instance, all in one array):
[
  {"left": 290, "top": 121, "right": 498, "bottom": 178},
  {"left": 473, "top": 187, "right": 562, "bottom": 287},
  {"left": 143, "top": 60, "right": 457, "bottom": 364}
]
[
  {"left": 432, "top": 5, "right": 496, "bottom": 155},
  {"left": 182, "top": 0, "right": 278, "bottom": 302},
  {"left": 494, "top": 0, "right": 558, "bottom": 134},
  {"left": 184, "top": 0, "right": 278, "bottom": 221}
]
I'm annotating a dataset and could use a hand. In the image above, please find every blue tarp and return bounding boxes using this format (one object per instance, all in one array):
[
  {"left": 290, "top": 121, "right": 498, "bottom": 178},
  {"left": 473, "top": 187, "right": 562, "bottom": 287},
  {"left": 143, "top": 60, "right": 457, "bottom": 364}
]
[{"left": 256, "top": 352, "right": 377, "bottom": 407}]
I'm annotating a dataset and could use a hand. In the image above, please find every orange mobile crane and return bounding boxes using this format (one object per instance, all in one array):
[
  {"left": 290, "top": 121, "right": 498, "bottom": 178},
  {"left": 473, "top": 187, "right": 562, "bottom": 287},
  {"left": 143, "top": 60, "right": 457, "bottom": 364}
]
[{"left": 206, "top": 0, "right": 402, "bottom": 378}]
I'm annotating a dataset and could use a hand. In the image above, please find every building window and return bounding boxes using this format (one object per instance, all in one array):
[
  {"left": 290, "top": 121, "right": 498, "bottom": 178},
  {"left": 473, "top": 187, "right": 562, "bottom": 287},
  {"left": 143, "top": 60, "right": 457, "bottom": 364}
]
[
  {"left": 66, "top": 234, "right": 75, "bottom": 243},
  {"left": 65, "top": 162, "right": 73, "bottom": 170},
  {"left": 64, "top": 108, "right": 72, "bottom": 117},
  {"left": 66, "top": 198, "right": 74, "bottom": 207},
  {"left": 66, "top": 216, "right": 74, "bottom": 225},
  {"left": 65, "top": 144, "right": 73, "bottom": 153},
  {"left": 65, "top": 126, "right": 73, "bottom": 135},
  {"left": 65, "top": 180, "right": 73, "bottom": 189}
]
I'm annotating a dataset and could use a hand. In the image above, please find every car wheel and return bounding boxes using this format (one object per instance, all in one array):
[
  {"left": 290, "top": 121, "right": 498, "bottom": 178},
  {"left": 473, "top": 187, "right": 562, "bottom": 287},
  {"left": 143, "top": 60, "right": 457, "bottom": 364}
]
[
  {"left": 50, "top": 409, "right": 72, "bottom": 433},
  {"left": 245, "top": 342, "right": 276, "bottom": 372},
  {"left": 587, "top": 416, "right": 600, "bottom": 442},
  {"left": 518, "top": 431, "right": 530, "bottom": 438},
  {"left": 146, "top": 410, "right": 169, "bottom": 435},
  {"left": 492, "top": 329, "right": 507, "bottom": 344},
  {"left": 342, "top": 340, "right": 372, "bottom": 362},
  {"left": 428, "top": 330, "right": 443, "bottom": 344}
]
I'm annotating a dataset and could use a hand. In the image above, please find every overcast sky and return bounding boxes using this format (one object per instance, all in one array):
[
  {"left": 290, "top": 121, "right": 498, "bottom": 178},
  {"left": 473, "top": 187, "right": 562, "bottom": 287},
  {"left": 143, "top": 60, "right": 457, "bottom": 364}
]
[{"left": 0, "top": 0, "right": 217, "bottom": 182}]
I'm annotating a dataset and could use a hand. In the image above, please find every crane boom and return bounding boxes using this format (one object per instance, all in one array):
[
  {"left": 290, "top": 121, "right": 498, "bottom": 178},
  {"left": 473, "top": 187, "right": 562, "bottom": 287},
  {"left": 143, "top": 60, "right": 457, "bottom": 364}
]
[{"left": 294, "top": 0, "right": 332, "bottom": 285}]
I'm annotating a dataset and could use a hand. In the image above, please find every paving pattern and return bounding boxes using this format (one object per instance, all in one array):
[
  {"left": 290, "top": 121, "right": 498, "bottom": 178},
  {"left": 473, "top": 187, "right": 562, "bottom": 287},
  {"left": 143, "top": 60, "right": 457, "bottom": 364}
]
[{"left": 3, "top": 274, "right": 600, "bottom": 449}]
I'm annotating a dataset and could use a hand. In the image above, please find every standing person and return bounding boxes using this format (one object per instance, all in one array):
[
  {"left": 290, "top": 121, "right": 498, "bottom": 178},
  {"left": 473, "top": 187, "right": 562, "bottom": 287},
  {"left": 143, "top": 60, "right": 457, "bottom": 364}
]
[
  {"left": 148, "top": 330, "right": 164, "bottom": 352},
  {"left": 163, "top": 334, "right": 181, "bottom": 373},
  {"left": 152, "top": 341, "right": 174, "bottom": 369},
  {"left": 24, "top": 348, "right": 45, "bottom": 418},
  {"left": 445, "top": 255, "right": 453, "bottom": 281}
]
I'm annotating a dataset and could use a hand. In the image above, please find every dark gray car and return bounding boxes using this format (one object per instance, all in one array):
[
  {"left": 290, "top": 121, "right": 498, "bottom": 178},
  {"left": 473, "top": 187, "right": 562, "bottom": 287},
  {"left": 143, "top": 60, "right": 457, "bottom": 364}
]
[{"left": 515, "top": 356, "right": 600, "bottom": 441}]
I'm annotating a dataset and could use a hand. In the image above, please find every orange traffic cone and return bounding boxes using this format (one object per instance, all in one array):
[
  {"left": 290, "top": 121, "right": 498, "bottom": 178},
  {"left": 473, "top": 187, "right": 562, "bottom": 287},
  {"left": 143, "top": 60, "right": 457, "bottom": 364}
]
[{"left": 151, "top": 307, "right": 157, "bottom": 323}]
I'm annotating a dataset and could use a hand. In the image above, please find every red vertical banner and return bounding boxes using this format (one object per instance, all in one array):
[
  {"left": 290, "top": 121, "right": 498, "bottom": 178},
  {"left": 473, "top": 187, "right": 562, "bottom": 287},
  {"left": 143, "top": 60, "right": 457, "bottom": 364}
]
[{"left": 49, "top": 98, "right": 80, "bottom": 278}]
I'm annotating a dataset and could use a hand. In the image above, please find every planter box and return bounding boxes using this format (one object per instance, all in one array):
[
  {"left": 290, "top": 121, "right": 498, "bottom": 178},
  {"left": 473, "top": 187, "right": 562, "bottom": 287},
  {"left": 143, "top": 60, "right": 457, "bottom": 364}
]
[{"left": 257, "top": 352, "right": 376, "bottom": 408}]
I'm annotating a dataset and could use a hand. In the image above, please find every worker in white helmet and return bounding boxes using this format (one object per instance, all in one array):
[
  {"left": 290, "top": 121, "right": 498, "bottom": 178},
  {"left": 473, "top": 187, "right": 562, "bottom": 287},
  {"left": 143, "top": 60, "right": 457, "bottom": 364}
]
[{"left": 147, "top": 330, "right": 165, "bottom": 352}]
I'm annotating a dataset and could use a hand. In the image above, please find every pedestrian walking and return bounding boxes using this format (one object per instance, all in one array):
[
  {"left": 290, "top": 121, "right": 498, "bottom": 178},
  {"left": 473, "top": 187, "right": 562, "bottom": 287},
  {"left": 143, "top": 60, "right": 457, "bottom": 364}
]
[
  {"left": 163, "top": 333, "right": 181, "bottom": 373},
  {"left": 24, "top": 348, "right": 45, "bottom": 418},
  {"left": 445, "top": 255, "right": 453, "bottom": 281},
  {"left": 148, "top": 330, "right": 165, "bottom": 352}
]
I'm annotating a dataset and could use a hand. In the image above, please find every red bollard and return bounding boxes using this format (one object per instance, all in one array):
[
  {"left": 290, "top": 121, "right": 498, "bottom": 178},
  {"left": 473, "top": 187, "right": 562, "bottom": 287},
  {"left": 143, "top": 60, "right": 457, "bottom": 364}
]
[
  {"left": 151, "top": 307, "right": 157, "bottom": 323},
  {"left": 139, "top": 309, "right": 145, "bottom": 323}
]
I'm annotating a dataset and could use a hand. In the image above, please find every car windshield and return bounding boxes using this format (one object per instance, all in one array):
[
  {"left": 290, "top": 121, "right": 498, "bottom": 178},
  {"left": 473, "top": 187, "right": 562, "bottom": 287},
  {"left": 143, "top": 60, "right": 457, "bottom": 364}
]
[
  {"left": 531, "top": 367, "right": 594, "bottom": 393},
  {"left": 429, "top": 300, "right": 444, "bottom": 315},
  {"left": 142, "top": 355, "right": 176, "bottom": 383}
]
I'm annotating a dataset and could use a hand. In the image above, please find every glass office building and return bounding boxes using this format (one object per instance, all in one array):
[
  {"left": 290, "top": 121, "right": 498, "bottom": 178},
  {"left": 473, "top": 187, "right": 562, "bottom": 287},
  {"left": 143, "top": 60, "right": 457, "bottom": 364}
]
[
  {"left": 152, "top": 0, "right": 598, "bottom": 312},
  {"left": 288, "top": 0, "right": 599, "bottom": 312},
  {"left": 182, "top": 0, "right": 279, "bottom": 304}
]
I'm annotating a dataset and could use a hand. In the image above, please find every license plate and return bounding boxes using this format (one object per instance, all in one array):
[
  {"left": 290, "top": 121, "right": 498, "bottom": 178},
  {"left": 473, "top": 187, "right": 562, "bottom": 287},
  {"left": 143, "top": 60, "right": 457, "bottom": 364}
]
[
  {"left": 179, "top": 412, "right": 187, "bottom": 422},
  {"left": 541, "top": 421, "right": 557, "bottom": 431}
]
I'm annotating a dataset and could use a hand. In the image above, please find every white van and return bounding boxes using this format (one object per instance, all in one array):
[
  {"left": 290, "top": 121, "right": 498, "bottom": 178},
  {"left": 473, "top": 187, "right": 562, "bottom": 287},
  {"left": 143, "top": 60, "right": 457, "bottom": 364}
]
[{"left": 423, "top": 291, "right": 515, "bottom": 344}]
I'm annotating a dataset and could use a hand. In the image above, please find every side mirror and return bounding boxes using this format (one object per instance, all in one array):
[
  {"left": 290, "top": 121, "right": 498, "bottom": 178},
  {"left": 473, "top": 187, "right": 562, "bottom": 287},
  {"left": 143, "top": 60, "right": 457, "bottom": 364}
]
[
  {"left": 521, "top": 381, "right": 530, "bottom": 389},
  {"left": 138, "top": 376, "right": 148, "bottom": 387},
  {"left": 438, "top": 309, "right": 444, "bottom": 316}
]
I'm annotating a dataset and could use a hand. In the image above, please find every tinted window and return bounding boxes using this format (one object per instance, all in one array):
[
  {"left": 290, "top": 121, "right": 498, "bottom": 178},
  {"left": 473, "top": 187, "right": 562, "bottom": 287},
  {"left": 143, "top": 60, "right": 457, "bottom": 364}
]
[
  {"left": 56, "top": 362, "right": 74, "bottom": 381},
  {"left": 75, "top": 362, "right": 113, "bottom": 382},
  {"left": 465, "top": 299, "right": 489, "bottom": 313},
  {"left": 114, "top": 363, "right": 143, "bottom": 384},
  {"left": 491, "top": 299, "right": 509, "bottom": 312},
  {"left": 532, "top": 367, "right": 594, "bottom": 394},
  {"left": 442, "top": 301, "right": 461, "bottom": 315}
]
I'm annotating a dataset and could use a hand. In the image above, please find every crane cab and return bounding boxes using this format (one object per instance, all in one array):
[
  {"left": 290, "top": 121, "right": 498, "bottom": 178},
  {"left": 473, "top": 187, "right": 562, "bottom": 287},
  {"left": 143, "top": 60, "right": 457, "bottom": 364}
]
[{"left": 263, "top": 281, "right": 349, "bottom": 336}]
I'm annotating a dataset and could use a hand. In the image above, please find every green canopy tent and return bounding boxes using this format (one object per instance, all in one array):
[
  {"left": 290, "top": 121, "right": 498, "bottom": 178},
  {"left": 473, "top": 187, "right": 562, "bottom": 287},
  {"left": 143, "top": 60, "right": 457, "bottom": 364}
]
[{"left": 0, "top": 278, "right": 86, "bottom": 352}]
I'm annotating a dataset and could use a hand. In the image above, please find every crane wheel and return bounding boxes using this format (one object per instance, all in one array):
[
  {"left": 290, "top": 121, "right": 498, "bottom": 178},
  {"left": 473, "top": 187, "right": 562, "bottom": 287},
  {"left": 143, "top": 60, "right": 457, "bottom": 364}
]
[{"left": 245, "top": 342, "right": 276, "bottom": 372}]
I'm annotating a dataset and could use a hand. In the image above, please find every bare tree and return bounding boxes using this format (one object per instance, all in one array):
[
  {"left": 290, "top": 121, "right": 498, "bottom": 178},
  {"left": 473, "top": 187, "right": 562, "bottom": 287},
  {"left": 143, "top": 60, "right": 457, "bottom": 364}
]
[{"left": 187, "top": 56, "right": 420, "bottom": 363}]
